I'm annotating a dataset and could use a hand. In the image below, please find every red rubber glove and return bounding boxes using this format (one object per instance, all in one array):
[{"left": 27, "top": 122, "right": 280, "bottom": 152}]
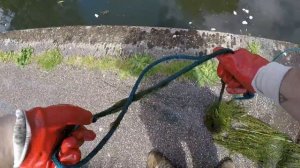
[
  {"left": 214, "top": 47, "right": 269, "bottom": 94},
  {"left": 20, "top": 104, "right": 96, "bottom": 168}
]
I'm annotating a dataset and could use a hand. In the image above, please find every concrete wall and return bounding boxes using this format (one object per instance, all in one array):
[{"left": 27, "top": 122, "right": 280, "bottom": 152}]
[{"left": 0, "top": 26, "right": 297, "bottom": 60}]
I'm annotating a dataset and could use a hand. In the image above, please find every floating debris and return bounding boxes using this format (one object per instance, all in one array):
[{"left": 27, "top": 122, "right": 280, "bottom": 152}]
[
  {"left": 57, "top": 0, "right": 64, "bottom": 4},
  {"left": 249, "top": 16, "right": 253, "bottom": 20},
  {"left": 283, "top": 52, "right": 287, "bottom": 56},
  {"left": 211, "top": 28, "right": 216, "bottom": 31},
  {"left": 242, "top": 8, "right": 249, "bottom": 14},
  {"left": 94, "top": 14, "right": 99, "bottom": 18},
  {"left": 233, "top": 11, "right": 237, "bottom": 15},
  {"left": 100, "top": 10, "right": 110, "bottom": 15},
  {"left": 242, "top": 21, "right": 248, "bottom": 25}
]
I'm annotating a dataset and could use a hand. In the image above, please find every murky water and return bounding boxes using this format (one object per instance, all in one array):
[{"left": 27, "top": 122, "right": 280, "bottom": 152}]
[{"left": 0, "top": 0, "right": 299, "bottom": 43}]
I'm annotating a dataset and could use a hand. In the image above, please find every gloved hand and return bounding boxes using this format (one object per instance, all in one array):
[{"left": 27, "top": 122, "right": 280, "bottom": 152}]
[
  {"left": 16, "top": 104, "right": 96, "bottom": 168},
  {"left": 214, "top": 47, "right": 269, "bottom": 94}
]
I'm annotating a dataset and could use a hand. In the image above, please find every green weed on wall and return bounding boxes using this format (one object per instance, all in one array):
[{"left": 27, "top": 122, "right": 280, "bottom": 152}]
[{"left": 247, "top": 41, "right": 261, "bottom": 55}]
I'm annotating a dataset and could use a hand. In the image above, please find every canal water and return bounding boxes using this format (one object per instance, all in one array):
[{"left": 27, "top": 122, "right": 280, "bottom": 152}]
[{"left": 0, "top": 0, "right": 299, "bottom": 43}]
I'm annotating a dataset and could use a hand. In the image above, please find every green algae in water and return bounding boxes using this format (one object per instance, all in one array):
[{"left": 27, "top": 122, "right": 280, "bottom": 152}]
[{"left": 205, "top": 101, "right": 300, "bottom": 168}]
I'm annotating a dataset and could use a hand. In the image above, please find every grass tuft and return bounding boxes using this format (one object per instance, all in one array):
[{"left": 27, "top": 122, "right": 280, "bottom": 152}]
[
  {"left": 193, "top": 60, "right": 219, "bottom": 86},
  {"left": 0, "top": 50, "right": 17, "bottom": 63},
  {"left": 247, "top": 41, "right": 261, "bottom": 55},
  {"left": 36, "top": 48, "right": 63, "bottom": 70},
  {"left": 205, "top": 101, "right": 300, "bottom": 167},
  {"left": 0, "top": 47, "right": 220, "bottom": 86},
  {"left": 66, "top": 54, "right": 219, "bottom": 86},
  {"left": 16, "top": 47, "right": 34, "bottom": 67}
]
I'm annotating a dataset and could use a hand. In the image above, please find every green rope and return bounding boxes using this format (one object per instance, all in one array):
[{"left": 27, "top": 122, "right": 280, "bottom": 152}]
[{"left": 52, "top": 49, "right": 234, "bottom": 168}]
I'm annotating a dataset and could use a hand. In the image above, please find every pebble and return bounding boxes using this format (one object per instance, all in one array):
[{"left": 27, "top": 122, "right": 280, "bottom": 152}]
[
  {"left": 233, "top": 11, "right": 237, "bottom": 15},
  {"left": 249, "top": 16, "right": 253, "bottom": 20},
  {"left": 188, "top": 21, "right": 192, "bottom": 25},
  {"left": 95, "top": 13, "right": 99, "bottom": 18},
  {"left": 211, "top": 28, "right": 216, "bottom": 31}
]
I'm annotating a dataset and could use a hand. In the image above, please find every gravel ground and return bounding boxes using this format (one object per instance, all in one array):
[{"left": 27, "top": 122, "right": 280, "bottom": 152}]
[{"left": 0, "top": 63, "right": 298, "bottom": 167}]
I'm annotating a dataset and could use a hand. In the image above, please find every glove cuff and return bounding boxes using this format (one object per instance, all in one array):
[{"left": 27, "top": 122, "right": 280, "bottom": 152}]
[
  {"left": 13, "top": 110, "right": 31, "bottom": 168},
  {"left": 252, "top": 62, "right": 291, "bottom": 105}
]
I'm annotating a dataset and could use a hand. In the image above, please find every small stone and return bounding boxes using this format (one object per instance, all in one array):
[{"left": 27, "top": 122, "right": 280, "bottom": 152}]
[
  {"left": 94, "top": 13, "right": 99, "bottom": 18},
  {"left": 188, "top": 21, "right": 192, "bottom": 25},
  {"left": 242, "top": 21, "right": 248, "bottom": 25},
  {"left": 99, "top": 127, "right": 103, "bottom": 132},
  {"left": 233, "top": 11, "right": 237, "bottom": 15},
  {"left": 211, "top": 28, "right": 216, "bottom": 31},
  {"left": 172, "top": 35, "right": 177, "bottom": 38},
  {"left": 249, "top": 16, "right": 253, "bottom": 20}
]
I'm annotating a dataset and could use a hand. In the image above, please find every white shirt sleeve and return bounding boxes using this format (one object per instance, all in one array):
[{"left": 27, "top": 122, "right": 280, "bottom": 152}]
[{"left": 252, "top": 62, "right": 291, "bottom": 105}]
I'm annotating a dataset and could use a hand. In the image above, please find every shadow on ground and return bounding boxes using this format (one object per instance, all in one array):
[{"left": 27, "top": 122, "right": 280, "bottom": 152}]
[{"left": 139, "top": 77, "right": 219, "bottom": 168}]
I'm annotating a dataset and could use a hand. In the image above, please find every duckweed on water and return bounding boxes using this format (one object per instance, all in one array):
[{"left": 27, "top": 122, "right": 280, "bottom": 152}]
[{"left": 205, "top": 101, "right": 300, "bottom": 167}]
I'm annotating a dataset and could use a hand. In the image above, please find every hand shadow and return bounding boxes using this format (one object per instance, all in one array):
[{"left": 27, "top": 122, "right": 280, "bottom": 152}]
[{"left": 139, "top": 78, "right": 219, "bottom": 168}]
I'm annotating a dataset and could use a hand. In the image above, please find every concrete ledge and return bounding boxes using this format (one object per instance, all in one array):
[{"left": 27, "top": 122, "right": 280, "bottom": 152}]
[{"left": 0, "top": 26, "right": 297, "bottom": 60}]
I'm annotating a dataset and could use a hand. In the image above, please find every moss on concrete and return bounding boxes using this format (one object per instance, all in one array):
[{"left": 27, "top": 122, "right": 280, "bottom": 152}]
[
  {"left": 0, "top": 47, "right": 34, "bottom": 67},
  {"left": 0, "top": 50, "right": 18, "bottom": 63},
  {"left": 36, "top": 48, "right": 63, "bottom": 71},
  {"left": 205, "top": 101, "right": 300, "bottom": 168},
  {"left": 66, "top": 54, "right": 219, "bottom": 86},
  {"left": 0, "top": 47, "right": 219, "bottom": 86}
]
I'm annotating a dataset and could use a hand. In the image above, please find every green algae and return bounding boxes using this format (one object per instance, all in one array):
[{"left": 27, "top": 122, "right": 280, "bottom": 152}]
[{"left": 205, "top": 101, "right": 300, "bottom": 168}]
